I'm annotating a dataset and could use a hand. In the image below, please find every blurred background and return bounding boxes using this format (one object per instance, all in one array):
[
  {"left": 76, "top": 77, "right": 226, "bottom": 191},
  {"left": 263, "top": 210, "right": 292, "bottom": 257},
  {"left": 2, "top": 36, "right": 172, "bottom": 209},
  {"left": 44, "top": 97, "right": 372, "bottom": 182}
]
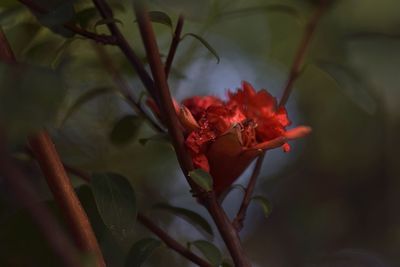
[{"left": 1, "top": 0, "right": 400, "bottom": 266}]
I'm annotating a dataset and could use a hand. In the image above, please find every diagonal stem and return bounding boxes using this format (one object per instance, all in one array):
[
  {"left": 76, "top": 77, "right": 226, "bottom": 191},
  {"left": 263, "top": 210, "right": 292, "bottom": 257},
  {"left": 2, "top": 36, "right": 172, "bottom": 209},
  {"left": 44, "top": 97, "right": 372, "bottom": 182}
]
[
  {"left": 278, "top": 0, "right": 330, "bottom": 107},
  {"left": 132, "top": 2, "right": 251, "bottom": 266},
  {"left": 0, "top": 144, "right": 82, "bottom": 267},
  {"left": 165, "top": 15, "right": 184, "bottom": 78},
  {"left": 234, "top": 0, "right": 330, "bottom": 234},
  {"left": 91, "top": 0, "right": 160, "bottom": 105},
  {"left": 93, "top": 44, "right": 164, "bottom": 132},
  {"left": 137, "top": 214, "right": 212, "bottom": 267},
  {"left": 0, "top": 27, "right": 105, "bottom": 267},
  {"left": 232, "top": 153, "right": 265, "bottom": 231},
  {"left": 28, "top": 132, "right": 106, "bottom": 267},
  {"left": 18, "top": 0, "right": 117, "bottom": 45}
]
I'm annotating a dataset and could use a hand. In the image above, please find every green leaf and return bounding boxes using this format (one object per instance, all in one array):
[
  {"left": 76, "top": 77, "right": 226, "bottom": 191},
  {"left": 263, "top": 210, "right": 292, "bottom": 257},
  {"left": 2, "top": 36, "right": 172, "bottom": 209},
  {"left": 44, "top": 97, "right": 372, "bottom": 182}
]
[
  {"left": 134, "top": 11, "right": 172, "bottom": 29},
  {"left": 0, "top": 63, "right": 65, "bottom": 142},
  {"left": 188, "top": 169, "right": 213, "bottom": 192},
  {"left": 60, "top": 87, "right": 116, "bottom": 126},
  {"left": 317, "top": 62, "right": 377, "bottom": 115},
  {"left": 125, "top": 238, "right": 162, "bottom": 267},
  {"left": 220, "top": 261, "right": 233, "bottom": 267},
  {"left": 192, "top": 240, "right": 222, "bottom": 267},
  {"left": 94, "top": 17, "right": 123, "bottom": 31},
  {"left": 139, "top": 133, "right": 170, "bottom": 146},
  {"left": 91, "top": 173, "right": 137, "bottom": 239},
  {"left": 251, "top": 195, "right": 272, "bottom": 218},
  {"left": 182, "top": 33, "right": 220, "bottom": 63},
  {"left": 153, "top": 203, "right": 213, "bottom": 236},
  {"left": 110, "top": 115, "right": 143, "bottom": 145},
  {"left": 34, "top": 1, "right": 76, "bottom": 38},
  {"left": 74, "top": 7, "right": 99, "bottom": 29},
  {"left": 0, "top": 0, "right": 18, "bottom": 8},
  {"left": 148, "top": 11, "right": 172, "bottom": 28},
  {"left": 219, "top": 4, "right": 300, "bottom": 22}
]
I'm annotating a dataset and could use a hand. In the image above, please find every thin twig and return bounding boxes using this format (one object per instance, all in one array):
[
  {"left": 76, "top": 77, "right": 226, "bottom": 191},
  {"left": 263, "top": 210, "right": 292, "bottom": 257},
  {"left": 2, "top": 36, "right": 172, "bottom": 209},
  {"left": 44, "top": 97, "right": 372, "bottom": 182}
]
[
  {"left": 137, "top": 214, "right": 212, "bottom": 267},
  {"left": 18, "top": 0, "right": 117, "bottom": 45},
  {"left": 278, "top": 0, "right": 330, "bottom": 107},
  {"left": 0, "top": 28, "right": 82, "bottom": 267},
  {"left": 0, "top": 28, "right": 105, "bottom": 266},
  {"left": 165, "top": 15, "right": 184, "bottom": 78},
  {"left": 93, "top": 44, "right": 164, "bottom": 132},
  {"left": 28, "top": 132, "right": 106, "bottom": 267},
  {"left": 91, "top": 0, "right": 159, "bottom": 105},
  {"left": 132, "top": 2, "right": 251, "bottom": 266},
  {"left": 233, "top": 0, "right": 330, "bottom": 233},
  {"left": 232, "top": 153, "right": 265, "bottom": 232},
  {"left": 0, "top": 144, "right": 82, "bottom": 267},
  {"left": 59, "top": 165, "right": 211, "bottom": 267}
]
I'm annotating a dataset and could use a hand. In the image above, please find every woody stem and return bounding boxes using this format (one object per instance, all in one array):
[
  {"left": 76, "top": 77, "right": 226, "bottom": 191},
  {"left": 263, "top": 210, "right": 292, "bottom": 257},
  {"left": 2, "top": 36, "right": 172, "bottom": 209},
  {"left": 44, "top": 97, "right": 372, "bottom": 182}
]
[
  {"left": 133, "top": 1, "right": 251, "bottom": 266},
  {"left": 165, "top": 15, "right": 185, "bottom": 78},
  {"left": 278, "top": 0, "right": 330, "bottom": 107},
  {"left": 233, "top": 153, "right": 265, "bottom": 231}
]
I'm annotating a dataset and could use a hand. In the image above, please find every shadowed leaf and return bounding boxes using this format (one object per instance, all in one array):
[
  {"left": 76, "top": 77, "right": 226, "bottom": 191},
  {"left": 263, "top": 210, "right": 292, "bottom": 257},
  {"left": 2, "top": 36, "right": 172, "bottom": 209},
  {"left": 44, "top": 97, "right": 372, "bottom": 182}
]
[
  {"left": 60, "top": 87, "right": 116, "bottom": 126},
  {"left": 91, "top": 173, "right": 137, "bottom": 239},
  {"left": 125, "top": 238, "right": 162, "bottom": 267},
  {"left": 153, "top": 203, "right": 213, "bottom": 236},
  {"left": 251, "top": 195, "right": 272, "bottom": 218},
  {"left": 148, "top": 11, "right": 173, "bottom": 29},
  {"left": 182, "top": 33, "right": 220, "bottom": 63},
  {"left": 0, "top": 63, "right": 65, "bottom": 142},
  {"left": 219, "top": 4, "right": 300, "bottom": 22},
  {"left": 94, "top": 17, "right": 123, "bottom": 31},
  {"left": 189, "top": 169, "right": 213, "bottom": 192},
  {"left": 317, "top": 62, "right": 377, "bottom": 115},
  {"left": 110, "top": 115, "right": 143, "bottom": 145},
  {"left": 192, "top": 240, "right": 222, "bottom": 267}
]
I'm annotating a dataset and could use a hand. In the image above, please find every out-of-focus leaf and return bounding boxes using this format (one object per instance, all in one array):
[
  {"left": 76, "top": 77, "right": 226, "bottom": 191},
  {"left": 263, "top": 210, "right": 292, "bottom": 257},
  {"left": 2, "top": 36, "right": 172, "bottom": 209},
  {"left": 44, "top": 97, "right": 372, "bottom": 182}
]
[
  {"left": 139, "top": 133, "right": 170, "bottom": 146},
  {"left": 219, "top": 4, "right": 300, "bottom": 22},
  {"left": 125, "top": 238, "right": 162, "bottom": 267},
  {"left": 147, "top": 11, "right": 173, "bottom": 29},
  {"left": 60, "top": 87, "right": 116, "bottom": 126},
  {"left": 317, "top": 62, "right": 377, "bottom": 115},
  {"left": 0, "top": 0, "right": 18, "bottom": 8},
  {"left": 91, "top": 173, "right": 137, "bottom": 239},
  {"left": 182, "top": 33, "right": 220, "bottom": 63},
  {"left": 220, "top": 261, "right": 233, "bottom": 267},
  {"left": 153, "top": 203, "right": 213, "bottom": 236},
  {"left": 34, "top": 1, "right": 75, "bottom": 38},
  {"left": 94, "top": 17, "right": 123, "bottom": 31},
  {"left": 0, "top": 63, "right": 65, "bottom": 142},
  {"left": 251, "top": 195, "right": 272, "bottom": 218},
  {"left": 74, "top": 7, "right": 98, "bottom": 29},
  {"left": 189, "top": 169, "right": 213, "bottom": 192},
  {"left": 110, "top": 115, "right": 143, "bottom": 145},
  {"left": 192, "top": 240, "right": 222, "bottom": 267}
]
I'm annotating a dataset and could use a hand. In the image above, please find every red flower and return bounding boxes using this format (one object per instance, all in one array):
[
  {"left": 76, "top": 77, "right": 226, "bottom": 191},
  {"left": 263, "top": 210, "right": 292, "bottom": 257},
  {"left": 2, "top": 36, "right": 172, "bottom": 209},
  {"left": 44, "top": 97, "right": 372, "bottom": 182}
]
[{"left": 151, "top": 81, "right": 311, "bottom": 195}]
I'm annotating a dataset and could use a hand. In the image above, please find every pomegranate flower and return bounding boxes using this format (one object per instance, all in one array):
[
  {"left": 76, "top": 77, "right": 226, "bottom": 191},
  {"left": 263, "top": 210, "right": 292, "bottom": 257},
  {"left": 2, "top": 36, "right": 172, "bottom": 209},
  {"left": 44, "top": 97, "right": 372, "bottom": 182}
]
[{"left": 152, "top": 82, "right": 311, "bottom": 196}]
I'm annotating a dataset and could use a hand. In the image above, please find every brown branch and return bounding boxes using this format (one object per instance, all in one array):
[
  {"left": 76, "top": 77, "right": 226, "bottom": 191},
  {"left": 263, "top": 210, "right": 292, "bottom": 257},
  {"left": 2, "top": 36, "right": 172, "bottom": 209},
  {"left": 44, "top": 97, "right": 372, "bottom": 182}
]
[
  {"left": 59, "top": 165, "right": 211, "bottom": 267},
  {"left": 137, "top": 214, "right": 212, "bottom": 267},
  {"left": 278, "top": 0, "right": 330, "bottom": 107},
  {"left": 165, "top": 15, "right": 184, "bottom": 78},
  {"left": 232, "top": 153, "right": 265, "bottom": 231},
  {"left": 91, "top": 0, "right": 160, "bottom": 106},
  {"left": 28, "top": 132, "right": 106, "bottom": 267},
  {"left": 18, "top": 0, "right": 117, "bottom": 45},
  {"left": 0, "top": 139, "right": 82, "bottom": 267},
  {"left": 132, "top": 2, "right": 251, "bottom": 266},
  {"left": 0, "top": 29, "right": 82, "bottom": 267},
  {"left": 93, "top": 44, "right": 164, "bottom": 132}
]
